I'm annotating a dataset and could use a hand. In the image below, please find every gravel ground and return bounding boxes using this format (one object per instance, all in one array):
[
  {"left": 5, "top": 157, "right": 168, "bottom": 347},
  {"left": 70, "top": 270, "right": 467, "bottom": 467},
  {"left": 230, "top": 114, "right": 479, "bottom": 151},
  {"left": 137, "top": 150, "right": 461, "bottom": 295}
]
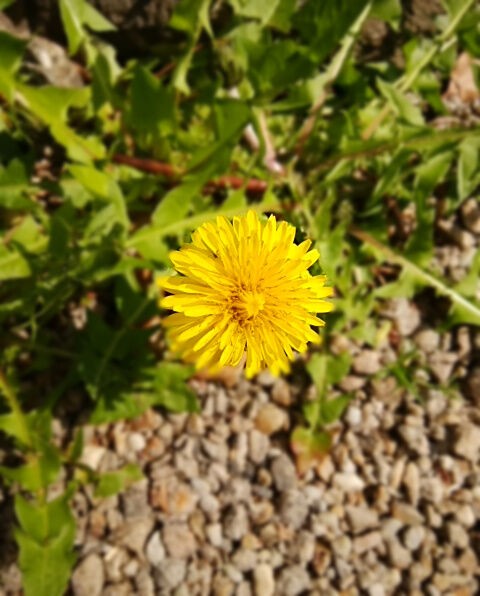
[{"left": 3, "top": 360, "right": 480, "bottom": 595}]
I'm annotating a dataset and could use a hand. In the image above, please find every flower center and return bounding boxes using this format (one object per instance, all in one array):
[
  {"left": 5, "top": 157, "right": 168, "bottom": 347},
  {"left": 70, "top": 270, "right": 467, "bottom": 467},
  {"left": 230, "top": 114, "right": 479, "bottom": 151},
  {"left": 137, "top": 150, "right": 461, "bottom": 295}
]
[
  {"left": 242, "top": 290, "right": 265, "bottom": 318},
  {"left": 230, "top": 289, "right": 265, "bottom": 321}
]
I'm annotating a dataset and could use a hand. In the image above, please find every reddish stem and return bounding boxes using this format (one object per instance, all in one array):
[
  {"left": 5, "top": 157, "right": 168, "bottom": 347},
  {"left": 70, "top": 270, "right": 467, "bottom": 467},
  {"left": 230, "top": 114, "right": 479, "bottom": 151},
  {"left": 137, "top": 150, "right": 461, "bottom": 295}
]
[{"left": 113, "top": 154, "right": 268, "bottom": 196}]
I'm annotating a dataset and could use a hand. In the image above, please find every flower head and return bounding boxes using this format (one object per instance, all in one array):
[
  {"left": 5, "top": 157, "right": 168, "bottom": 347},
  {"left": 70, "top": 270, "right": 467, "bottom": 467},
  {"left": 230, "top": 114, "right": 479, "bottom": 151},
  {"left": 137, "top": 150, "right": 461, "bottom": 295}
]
[{"left": 158, "top": 210, "right": 333, "bottom": 378}]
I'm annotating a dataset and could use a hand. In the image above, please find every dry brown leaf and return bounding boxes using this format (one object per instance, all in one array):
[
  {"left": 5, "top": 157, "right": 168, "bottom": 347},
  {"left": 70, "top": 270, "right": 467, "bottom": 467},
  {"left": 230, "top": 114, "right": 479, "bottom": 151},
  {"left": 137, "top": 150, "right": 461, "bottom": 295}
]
[{"left": 443, "top": 52, "right": 480, "bottom": 111}]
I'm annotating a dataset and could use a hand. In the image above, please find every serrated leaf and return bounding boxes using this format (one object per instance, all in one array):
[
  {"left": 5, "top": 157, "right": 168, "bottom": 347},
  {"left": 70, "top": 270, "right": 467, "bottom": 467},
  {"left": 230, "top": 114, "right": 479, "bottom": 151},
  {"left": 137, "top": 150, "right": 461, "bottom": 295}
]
[
  {"left": 17, "top": 84, "right": 103, "bottom": 163},
  {"left": 15, "top": 493, "right": 76, "bottom": 596},
  {"left": 94, "top": 463, "right": 143, "bottom": 497},
  {"left": 0, "top": 442, "right": 61, "bottom": 491},
  {"left": 59, "top": 0, "right": 115, "bottom": 54}
]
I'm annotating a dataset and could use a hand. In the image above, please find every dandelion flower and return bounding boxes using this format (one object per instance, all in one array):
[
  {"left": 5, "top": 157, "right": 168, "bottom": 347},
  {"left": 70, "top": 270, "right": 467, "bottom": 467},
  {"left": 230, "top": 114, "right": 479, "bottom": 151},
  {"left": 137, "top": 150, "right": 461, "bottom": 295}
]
[{"left": 158, "top": 210, "right": 333, "bottom": 378}]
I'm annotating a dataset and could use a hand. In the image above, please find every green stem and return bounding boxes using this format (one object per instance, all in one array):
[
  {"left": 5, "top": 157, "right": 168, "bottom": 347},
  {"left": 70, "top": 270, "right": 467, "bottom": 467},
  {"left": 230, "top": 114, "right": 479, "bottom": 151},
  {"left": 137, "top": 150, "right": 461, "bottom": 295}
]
[
  {"left": 350, "top": 227, "right": 480, "bottom": 324},
  {"left": 398, "top": 0, "right": 475, "bottom": 93}
]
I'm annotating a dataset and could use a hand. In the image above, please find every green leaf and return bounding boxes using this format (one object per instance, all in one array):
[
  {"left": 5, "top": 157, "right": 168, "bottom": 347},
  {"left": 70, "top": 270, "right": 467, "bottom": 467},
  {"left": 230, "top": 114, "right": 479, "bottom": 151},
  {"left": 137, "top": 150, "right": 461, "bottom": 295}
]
[
  {"left": 377, "top": 79, "right": 424, "bottom": 126},
  {"left": 151, "top": 363, "right": 199, "bottom": 413},
  {"left": 320, "top": 395, "right": 352, "bottom": 425},
  {"left": 457, "top": 137, "right": 480, "bottom": 201},
  {"left": 67, "top": 428, "right": 84, "bottom": 462},
  {"left": 0, "top": 443, "right": 61, "bottom": 492},
  {"left": 170, "top": 0, "right": 212, "bottom": 37},
  {"left": 130, "top": 134, "right": 267, "bottom": 263},
  {"left": 188, "top": 100, "right": 252, "bottom": 172},
  {"left": 371, "top": 0, "right": 401, "bottom": 27},
  {"left": 15, "top": 492, "right": 76, "bottom": 596},
  {"left": 306, "top": 353, "right": 328, "bottom": 399},
  {"left": 127, "top": 201, "right": 278, "bottom": 259},
  {"left": 91, "top": 44, "right": 121, "bottom": 110},
  {"left": 129, "top": 66, "right": 175, "bottom": 137},
  {"left": 0, "top": 244, "right": 31, "bottom": 280},
  {"left": 0, "top": 159, "right": 36, "bottom": 210},
  {"left": 94, "top": 463, "right": 143, "bottom": 497},
  {"left": 406, "top": 149, "right": 453, "bottom": 263},
  {"left": 18, "top": 84, "right": 104, "bottom": 163},
  {"left": 0, "top": 411, "right": 31, "bottom": 446},
  {"left": 293, "top": 0, "right": 371, "bottom": 64},
  {"left": 59, "top": 0, "right": 115, "bottom": 54},
  {"left": 152, "top": 178, "right": 204, "bottom": 226},
  {"left": 170, "top": 0, "right": 213, "bottom": 93},
  {"left": 229, "top": 0, "right": 295, "bottom": 29},
  {"left": 69, "top": 165, "right": 128, "bottom": 228},
  {"left": 0, "top": 216, "right": 48, "bottom": 281},
  {"left": 0, "top": 31, "right": 26, "bottom": 101}
]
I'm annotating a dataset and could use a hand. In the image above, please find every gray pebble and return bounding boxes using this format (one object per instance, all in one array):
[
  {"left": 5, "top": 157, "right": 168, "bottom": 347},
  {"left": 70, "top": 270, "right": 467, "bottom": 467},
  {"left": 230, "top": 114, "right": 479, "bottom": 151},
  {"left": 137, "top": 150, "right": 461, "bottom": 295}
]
[
  {"left": 113, "top": 517, "right": 154, "bottom": 558},
  {"left": 271, "top": 378, "right": 293, "bottom": 406},
  {"left": 384, "top": 298, "right": 420, "bottom": 336},
  {"left": 236, "top": 581, "right": 252, "bottom": 596},
  {"left": 271, "top": 454, "right": 297, "bottom": 492},
  {"left": 455, "top": 504, "right": 475, "bottom": 527},
  {"left": 121, "top": 478, "right": 150, "bottom": 519},
  {"left": 223, "top": 505, "right": 249, "bottom": 541},
  {"left": 145, "top": 531, "right": 165, "bottom": 567},
  {"left": 71, "top": 553, "right": 105, "bottom": 596},
  {"left": 289, "top": 531, "right": 316, "bottom": 563},
  {"left": 206, "top": 523, "right": 223, "bottom": 548},
  {"left": 135, "top": 567, "right": 155, "bottom": 596},
  {"left": 454, "top": 423, "right": 480, "bottom": 461},
  {"left": 403, "top": 526, "right": 425, "bottom": 551},
  {"left": 387, "top": 540, "right": 412, "bottom": 569},
  {"left": 232, "top": 548, "right": 257, "bottom": 572},
  {"left": 447, "top": 521, "right": 470, "bottom": 549},
  {"left": 353, "top": 350, "right": 381, "bottom": 375},
  {"left": 253, "top": 564, "right": 275, "bottom": 596},
  {"left": 279, "top": 489, "right": 309, "bottom": 530},
  {"left": 333, "top": 472, "right": 365, "bottom": 492},
  {"left": 162, "top": 523, "right": 196, "bottom": 558},
  {"left": 154, "top": 559, "right": 187, "bottom": 591},
  {"left": 414, "top": 329, "right": 440, "bottom": 353},
  {"left": 353, "top": 531, "right": 383, "bottom": 555},
  {"left": 346, "top": 506, "right": 379, "bottom": 534},
  {"left": 277, "top": 565, "right": 310, "bottom": 596},
  {"left": 249, "top": 429, "right": 270, "bottom": 464}
]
